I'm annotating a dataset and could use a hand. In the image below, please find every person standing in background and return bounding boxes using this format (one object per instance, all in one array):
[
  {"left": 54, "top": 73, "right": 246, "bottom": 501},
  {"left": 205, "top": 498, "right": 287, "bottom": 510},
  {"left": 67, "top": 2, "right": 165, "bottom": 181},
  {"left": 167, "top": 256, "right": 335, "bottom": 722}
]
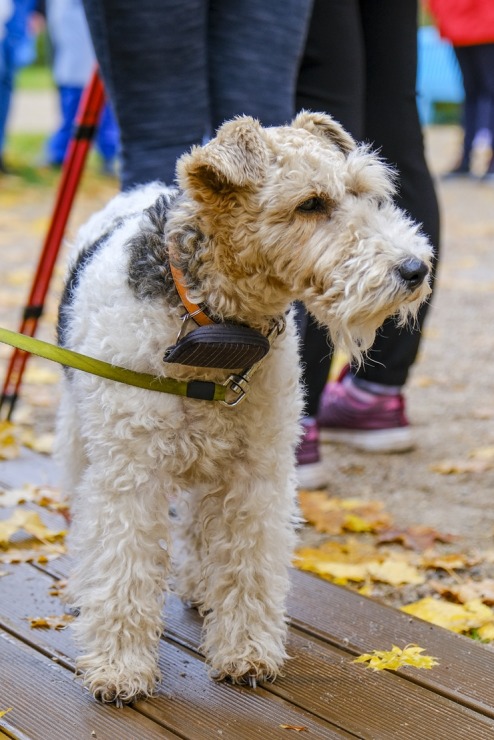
[
  {"left": 428, "top": 0, "right": 494, "bottom": 180},
  {"left": 81, "top": 0, "right": 313, "bottom": 191},
  {"left": 44, "top": 0, "right": 119, "bottom": 173},
  {"left": 0, "top": 0, "right": 39, "bottom": 173},
  {"left": 295, "top": 0, "right": 440, "bottom": 488}
]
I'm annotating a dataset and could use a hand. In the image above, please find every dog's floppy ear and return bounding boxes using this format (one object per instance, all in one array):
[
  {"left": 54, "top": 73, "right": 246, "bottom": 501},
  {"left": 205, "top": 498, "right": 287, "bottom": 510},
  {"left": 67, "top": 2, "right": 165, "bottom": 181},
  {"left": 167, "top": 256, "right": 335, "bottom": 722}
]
[
  {"left": 292, "top": 110, "right": 356, "bottom": 155},
  {"left": 177, "top": 116, "right": 268, "bottom": 197}
]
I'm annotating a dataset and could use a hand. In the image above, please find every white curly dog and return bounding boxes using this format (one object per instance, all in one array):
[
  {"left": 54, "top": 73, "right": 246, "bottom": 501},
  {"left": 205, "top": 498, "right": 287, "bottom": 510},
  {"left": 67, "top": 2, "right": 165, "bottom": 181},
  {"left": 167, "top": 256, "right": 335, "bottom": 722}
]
[{"left": 56, "top": 112, "right": 432, "bottom": 704}]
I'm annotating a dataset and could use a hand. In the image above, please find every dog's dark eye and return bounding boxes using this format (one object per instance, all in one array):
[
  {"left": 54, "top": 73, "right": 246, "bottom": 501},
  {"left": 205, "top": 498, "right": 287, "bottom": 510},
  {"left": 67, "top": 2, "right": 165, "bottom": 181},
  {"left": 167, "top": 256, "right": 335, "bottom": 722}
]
[{"left": 297, "top": 196, "right": 326, "bottom": 213}]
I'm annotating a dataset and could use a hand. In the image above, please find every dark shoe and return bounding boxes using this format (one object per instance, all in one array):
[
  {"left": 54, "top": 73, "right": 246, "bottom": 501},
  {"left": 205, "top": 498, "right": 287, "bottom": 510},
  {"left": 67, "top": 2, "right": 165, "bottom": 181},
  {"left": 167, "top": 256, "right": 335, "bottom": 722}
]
[
  {"left": 317, "top": 366, "right": 414, "bottom": 453},
  {"left": 441, "top": 162, "right": 471, "bottom": 180},
  {"left": 295, "top": 417, "right": 328, "bottom": 489},
  {"left": 481, "top": 160, "right": 494, "bottom": 182}
]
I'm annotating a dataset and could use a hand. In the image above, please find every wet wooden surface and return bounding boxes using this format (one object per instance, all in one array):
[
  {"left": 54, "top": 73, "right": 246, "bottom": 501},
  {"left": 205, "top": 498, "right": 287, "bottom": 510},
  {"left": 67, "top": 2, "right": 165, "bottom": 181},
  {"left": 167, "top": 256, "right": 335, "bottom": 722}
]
[{"left": 2, "top": 454, "right": 494, "bottom": 739}]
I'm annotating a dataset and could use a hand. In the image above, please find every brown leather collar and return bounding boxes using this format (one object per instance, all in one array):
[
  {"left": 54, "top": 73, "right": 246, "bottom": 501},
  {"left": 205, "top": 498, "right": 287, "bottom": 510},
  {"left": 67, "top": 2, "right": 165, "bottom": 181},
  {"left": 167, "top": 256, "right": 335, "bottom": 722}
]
[{"left": 169, "top": 261, "right": 215, "bottom": 327}]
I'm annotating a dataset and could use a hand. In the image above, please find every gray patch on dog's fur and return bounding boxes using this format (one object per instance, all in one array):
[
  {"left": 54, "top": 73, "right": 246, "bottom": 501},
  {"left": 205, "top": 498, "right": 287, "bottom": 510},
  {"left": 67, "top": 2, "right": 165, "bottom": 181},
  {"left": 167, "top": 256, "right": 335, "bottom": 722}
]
[
  {"left": 57, "top": 229, "right": 117, "bottom": 348},
  {"left": 126, "top": 194, "right": 180, "bottom": 304},
  {"left": 126, "top": 193, "right": 211, "bottom": 314}
]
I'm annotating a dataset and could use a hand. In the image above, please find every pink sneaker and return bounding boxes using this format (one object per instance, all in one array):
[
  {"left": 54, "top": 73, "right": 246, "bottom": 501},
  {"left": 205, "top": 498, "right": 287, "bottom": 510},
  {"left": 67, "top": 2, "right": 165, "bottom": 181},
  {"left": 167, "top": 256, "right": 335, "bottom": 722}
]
[
  {"left": 317, "top": 367, "right": 414, "bottom": 453},
  {"left": 295, "top": 417, "right": 328, "bottom": 489}
]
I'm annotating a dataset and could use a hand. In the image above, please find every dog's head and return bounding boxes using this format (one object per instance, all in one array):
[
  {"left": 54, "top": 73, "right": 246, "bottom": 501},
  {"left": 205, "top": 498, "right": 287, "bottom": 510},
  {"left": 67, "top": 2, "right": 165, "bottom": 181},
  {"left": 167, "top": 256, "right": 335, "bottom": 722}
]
[{"left": 175, "top": 113, "right": 432, "bottom": 359}]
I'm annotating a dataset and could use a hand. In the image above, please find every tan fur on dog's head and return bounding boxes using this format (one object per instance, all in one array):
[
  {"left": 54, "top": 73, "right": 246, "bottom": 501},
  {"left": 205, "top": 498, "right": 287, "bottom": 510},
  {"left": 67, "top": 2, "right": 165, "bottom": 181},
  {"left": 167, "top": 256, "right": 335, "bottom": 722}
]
[{"left": 177, "top": 116, "right": 269, "bottom": 200}]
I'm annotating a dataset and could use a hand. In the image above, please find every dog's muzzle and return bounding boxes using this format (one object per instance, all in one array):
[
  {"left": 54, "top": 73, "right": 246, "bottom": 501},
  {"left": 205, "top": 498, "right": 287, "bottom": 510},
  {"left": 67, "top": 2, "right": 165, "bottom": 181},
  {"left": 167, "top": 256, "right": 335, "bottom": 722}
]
[{"left": 396, "top": 258, "right": 429, "bottom": 290}]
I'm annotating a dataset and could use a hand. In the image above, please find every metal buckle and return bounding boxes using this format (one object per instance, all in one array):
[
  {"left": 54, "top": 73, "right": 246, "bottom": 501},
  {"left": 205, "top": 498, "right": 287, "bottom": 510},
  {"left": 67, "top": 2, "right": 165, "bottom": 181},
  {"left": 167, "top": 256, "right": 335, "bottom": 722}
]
[
  {"left": 176, "top": 309, "right": 203, "bottom": 342},
  {"left": 219, "top": 316, "right": 286, "bottom": 407},
  {"left": 221, "top": 373, "right": 250, "bottom": 406}
]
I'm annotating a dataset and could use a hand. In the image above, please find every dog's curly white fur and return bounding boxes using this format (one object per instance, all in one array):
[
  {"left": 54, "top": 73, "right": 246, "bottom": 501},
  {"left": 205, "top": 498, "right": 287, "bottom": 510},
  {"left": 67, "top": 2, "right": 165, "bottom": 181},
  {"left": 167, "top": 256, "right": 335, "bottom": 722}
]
[{"left": 56, "top": 112, "right": 432, "bottom": 704}]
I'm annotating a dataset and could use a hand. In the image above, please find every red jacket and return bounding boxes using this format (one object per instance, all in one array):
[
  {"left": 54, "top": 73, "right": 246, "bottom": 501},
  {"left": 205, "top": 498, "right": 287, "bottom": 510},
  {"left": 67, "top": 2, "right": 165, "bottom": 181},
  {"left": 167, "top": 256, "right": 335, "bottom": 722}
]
[{"left": 428, "top": 0, "right": 494, "bottom": 45}]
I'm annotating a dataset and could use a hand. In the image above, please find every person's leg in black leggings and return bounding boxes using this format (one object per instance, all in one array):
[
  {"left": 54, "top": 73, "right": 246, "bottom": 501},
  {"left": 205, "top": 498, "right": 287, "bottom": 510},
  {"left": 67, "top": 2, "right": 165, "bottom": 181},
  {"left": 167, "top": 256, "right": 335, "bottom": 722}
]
[
  {"left": 453, "top": 46, "right": 480, "bottom": 169},
  {"left": 354, "top": 0, "right": 440, "bottom": 388},
  {"left": 296, "top": 0, "right": 365, "bottom": 417},
  {"left": 296, "top": 0, "right": 439, "bottom": 411},
  {"left": 455, "top": 43, "right": 494, "bottom": 176}
]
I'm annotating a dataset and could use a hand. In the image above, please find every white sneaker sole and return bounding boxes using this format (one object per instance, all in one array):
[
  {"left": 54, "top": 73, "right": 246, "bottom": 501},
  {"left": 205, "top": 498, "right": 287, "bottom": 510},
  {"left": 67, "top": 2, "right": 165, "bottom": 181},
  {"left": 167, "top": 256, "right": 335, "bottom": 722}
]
[
  {"left": 319, "top": 426, "right": 415, "bottom": 453},
  {"left": 296, "top": 461, "right": 328, "bottom": 490}
]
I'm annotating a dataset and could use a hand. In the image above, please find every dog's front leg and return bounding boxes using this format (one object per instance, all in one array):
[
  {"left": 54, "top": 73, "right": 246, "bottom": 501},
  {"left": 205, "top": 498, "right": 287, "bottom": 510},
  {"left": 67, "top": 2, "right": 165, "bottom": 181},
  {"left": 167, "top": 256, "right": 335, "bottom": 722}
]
[
  {"left": 68, "top": 452, "right": 172, "bottom": 705},
  {"left": 199, "top": 471, "right": 298, "bottom": 685}
]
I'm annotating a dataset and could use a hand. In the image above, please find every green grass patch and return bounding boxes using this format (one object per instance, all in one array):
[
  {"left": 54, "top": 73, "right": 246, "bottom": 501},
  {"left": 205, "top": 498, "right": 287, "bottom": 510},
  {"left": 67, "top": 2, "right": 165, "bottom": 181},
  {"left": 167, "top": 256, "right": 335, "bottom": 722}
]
[
  {"left": 4, "top": 132, "right": 117, "bottom": 188},
  {"left": 16, "top": 64, "right": 54, "bottom": 92}
]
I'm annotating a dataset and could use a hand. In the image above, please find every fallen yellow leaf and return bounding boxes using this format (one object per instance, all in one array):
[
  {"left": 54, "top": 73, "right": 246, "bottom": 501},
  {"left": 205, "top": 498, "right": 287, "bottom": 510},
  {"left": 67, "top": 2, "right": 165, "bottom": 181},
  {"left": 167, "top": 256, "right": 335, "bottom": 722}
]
[
  {"left": 298, "top": 491, "right": 391, "bottom": 534},
  {"left": 0, "top": 708, "right": 12, "bottom": 718},
  {"left": 0, "top": 484, "right": 67, "bottom": 512},
  {"left": 28, "top": 614, "right": 74, "bottom": 630},
  {"left": 401, "top": 598, "right": 494, "bottom": 634},
  {"left": 367, "top": 560, "right": 425, "bottom": 587},
  {"left": 469, "top": 446, "right": 494, "bottom": 461},
  {"left": 48, "top": 579, "right": 68, "bottom": 598},
  {"left": 0, "top": 544, "right": 65, "bottom": 564},
  {"left": 476, "top": 622, "right": 494, "bottom": 641},
  {"left": 430, "top": 458, "right": 493, "bottom": 475},
  {"left": 295, "top": 543, "right": 423, "bottom": 587},
  {"left": 0, "top": 486, "right": 37, "bottom": 508},
  {"left": 279, "top": 725, "right": 307, "bottom": 732},
  {"left": 0, "top": 509, "right": 66, "bottom": 548},
  {"left": 20, "top": 429, "right": 55, "bottom": 455},
  {"left": 354, "top": 644, "right": 438, "bottom": 671},
  {"left": 432, "top": 579, "right": 494, "bottom": 606},
  {"left": 0, "top": 421, "right": 19, "bottom": 461},
  {"left": 421, "top": 551, "right": 480, "bottom": 571}
]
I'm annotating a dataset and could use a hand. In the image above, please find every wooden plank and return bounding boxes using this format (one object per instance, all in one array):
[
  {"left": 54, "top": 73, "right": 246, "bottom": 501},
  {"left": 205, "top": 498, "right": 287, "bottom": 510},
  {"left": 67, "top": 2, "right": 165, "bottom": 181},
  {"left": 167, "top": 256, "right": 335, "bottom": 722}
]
[
  {"left": 0, "top": 631, "right": 179, "bottom": 740},
  {"left": 0, "top": 449, "right": 59, "bottom": 489},
  {"left": 0, "top": 564, "right": 352, "bottom": 739},
  {"left": 159, "top": 594, "right": 494, "bottom": 740},
  {"left": 288, "top": 568, "right": 494, "bottom": 718},
  {"left": 19, "top": 561, "right": 494, "bottom": 739},
  {"left": 36, "top": 553, "right": 494, "bottom": 723}
]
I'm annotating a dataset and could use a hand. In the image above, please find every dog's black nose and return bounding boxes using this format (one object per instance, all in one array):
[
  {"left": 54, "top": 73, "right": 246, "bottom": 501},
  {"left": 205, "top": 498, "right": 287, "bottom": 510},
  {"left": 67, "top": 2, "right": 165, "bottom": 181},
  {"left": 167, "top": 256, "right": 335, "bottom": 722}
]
[{"left": 397, "top": 258, "right": 429, "bottom": 289}]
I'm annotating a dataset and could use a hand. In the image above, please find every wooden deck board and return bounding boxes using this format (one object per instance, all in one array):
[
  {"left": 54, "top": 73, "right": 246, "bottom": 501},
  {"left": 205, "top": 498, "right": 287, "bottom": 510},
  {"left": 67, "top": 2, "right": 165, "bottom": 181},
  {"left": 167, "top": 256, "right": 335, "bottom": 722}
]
[
  {"left": 0, "top": 564, "right": 352, "bottom": 739},
  {"left": 289, "top": 568, "right": 494, "bottom": 717},
  {"left": 3, "top": 452, "right": 494, "bottom": 738}
]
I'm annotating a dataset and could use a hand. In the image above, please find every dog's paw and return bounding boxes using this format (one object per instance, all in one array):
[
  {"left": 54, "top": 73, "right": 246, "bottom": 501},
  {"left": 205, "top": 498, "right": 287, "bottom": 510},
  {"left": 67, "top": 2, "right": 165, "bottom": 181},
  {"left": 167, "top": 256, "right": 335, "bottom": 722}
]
[
  {"left": 77, "top": 656, "right": 160, "bottom": 706},
  {"left": 208, "top": 652, "right": 286, "bottom": 687}
]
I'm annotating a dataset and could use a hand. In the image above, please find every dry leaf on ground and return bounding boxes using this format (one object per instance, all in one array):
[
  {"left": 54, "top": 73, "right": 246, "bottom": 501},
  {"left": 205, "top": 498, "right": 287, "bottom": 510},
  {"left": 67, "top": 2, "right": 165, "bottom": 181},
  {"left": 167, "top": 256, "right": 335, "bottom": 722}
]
[
  {"left": 0, "top": 708, "right": 13, "bottom": 718},
  {"left": 431, "top": 578, "right": 494, "bottom": 606},
  {"left": 279, "top": 726, "right": 308, "bottom": 732},
  {"left": 430, "top": 458, "right": 494, "bottom": 475},
  {"left": 298, "top": 491, "right": 392, "bottom": 535},
  {"left": 0, "top": 544, "right": 65, "bottom": 564},
  {"left": 0, "top": 509, "right": 66, "bottom": 548},
  {"left": 377, "top": 525, "right": 455, "bottom": 551},
  {"left": 0, "top": 486, "right": 37, "bottom": 508},
  {"left": 295, "top": 542, "right": 424, "bottom": 587},
  {"left": 353, "top": 644, "right": 438, "bottom": 672},
  {"left": 48, "top": 579, "right": 67, "bottom": 598},
  {"left": 20, "top": 429, "right": 55, "bottom": 455},
  {"left": 28, "top": 614, "right": 74, "bottom": 630},
  {"left": 366, "top": 560, "right": 425, "bottom": 587},
  {"left": 401, "top": 597, "right": 494, "bottom": 634},
  {"left": 0, "top": 421, "right": 19, "bottom": 461},
  {"left": 420, "top": 551, "right": 481, "bottom": 571},
  {"left": 0, "top": 484, "right": 68, "bottom": 513}
]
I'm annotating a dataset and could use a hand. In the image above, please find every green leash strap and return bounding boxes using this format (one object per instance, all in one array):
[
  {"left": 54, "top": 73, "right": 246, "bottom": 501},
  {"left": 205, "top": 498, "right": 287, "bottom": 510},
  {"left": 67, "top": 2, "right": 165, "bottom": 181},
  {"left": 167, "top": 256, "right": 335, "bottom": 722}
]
[{"left": 0, "top": 327, "right": 227, "bottom": 403}]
